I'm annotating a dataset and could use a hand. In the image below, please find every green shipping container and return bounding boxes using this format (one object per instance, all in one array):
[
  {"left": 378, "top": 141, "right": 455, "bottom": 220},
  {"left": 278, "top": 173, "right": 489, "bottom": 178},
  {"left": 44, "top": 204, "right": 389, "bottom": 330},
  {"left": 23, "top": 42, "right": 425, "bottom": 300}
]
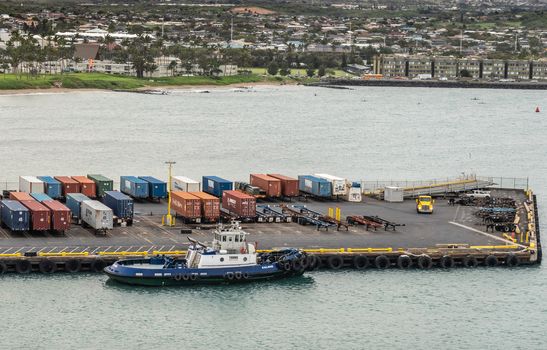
[{"left": 87, "top": 174, "right": 114, "bottom": 197}]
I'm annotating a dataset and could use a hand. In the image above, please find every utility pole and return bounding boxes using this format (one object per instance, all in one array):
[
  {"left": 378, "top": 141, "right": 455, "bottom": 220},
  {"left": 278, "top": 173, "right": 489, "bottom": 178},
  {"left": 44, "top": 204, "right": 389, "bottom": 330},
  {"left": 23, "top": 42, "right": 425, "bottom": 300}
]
[
  {"left": 459, "top": 29, "right": 463, "bottom": 54},
  {"left": 162, "top": 161, "right": 176, "bottom": 227},
  {"left": 230, "top": 16, "right": 233, "bottom": 43}
]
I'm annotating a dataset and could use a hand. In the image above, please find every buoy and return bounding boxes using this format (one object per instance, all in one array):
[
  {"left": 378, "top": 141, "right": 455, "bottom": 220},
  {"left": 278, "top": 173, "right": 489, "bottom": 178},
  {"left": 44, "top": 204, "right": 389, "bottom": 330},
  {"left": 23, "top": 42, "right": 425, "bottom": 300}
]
[{"left": 536, "top": 106, "right": 540, "bottom": 113}]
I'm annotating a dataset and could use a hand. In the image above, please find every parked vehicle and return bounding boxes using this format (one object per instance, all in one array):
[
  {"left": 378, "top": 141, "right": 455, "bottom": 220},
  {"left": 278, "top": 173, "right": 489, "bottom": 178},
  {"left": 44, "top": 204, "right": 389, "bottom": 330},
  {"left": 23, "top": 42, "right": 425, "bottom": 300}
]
[
  {"left": 267, "top": 174, "right": 299, "bottom": 197},
  {"left": 416, "top": 195, "right": 434, "bottom": 214},
  {"left": 80, "top": 200, "right": 113, "bottom": 234},
  {"left": 42, "top": 200, "right": 71, "bottom": 232},
  {"left": 172, "top": 176, "right": 200, "bottom": 192},
  {"left": 314, "top": 173, "right": 348, "bottom": 196},
  {"left": 0, "top": 200, "right": 30, "bottom": 231},
  {"left": 250, "top": 174, "right": 282, "bottom": 197},
  {"left": 190, "top": 191, "right": 220, "bottom": 221},
  {"left": 202, "top": 176, "right": 233, "bottom": 197},
  {"left": 103, "top": 191, "right": 134, "bottom": 224},
  {"left": 120, "top": 176, "right": 149, "bottom": 199},
  {"left": 139, "top": 176, "right": 167, "bottom": 199},
  {"left": 65, "top": 193, "right": 91, "bottom": 219},
  {"left": 37, "top": 176, "right": 62, "bottom": 199},
  {"left": 54, "top": 176, "right": 80, "bottom": 197},
  {"left": 464, "top": 190, "right": 491, "bottom": 198},
  {"left": 87, "top": 174, "right": 114, "bottom": 197},
  {"left": 171, "top": 192, "right": 201, "bottom": 222},
  {"left": 19, "top": 176, "right": 44, "bottom": 194},
  {"left": 71, "top": 176, "right": 97, "bottom": 198},
  {"left": 222, "top": 190, "right": 256, "bottom": 218},
  {"left": 20, "top": 200, "right": 51, "bottom": 231},
  {"left": 298, "top": 175, "right": 332, "bottom": 197}
]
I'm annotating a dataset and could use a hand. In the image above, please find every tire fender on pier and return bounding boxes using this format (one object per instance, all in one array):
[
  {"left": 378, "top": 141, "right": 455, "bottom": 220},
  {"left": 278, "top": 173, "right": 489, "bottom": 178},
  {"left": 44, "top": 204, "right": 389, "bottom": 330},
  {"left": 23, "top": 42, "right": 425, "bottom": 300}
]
[
  {"left": 15, "top": 260, "right": 32, "bottom": 274},
  {"left": 353, "top": 255, "right": 369, "bottom": 269},
  {"left": 374, "top": 255, "right": 390, "bottom": 269},
  {"left": 439, "top": 255, "right": 455, "bottom": 269},
  {"left": 90, "top": 259, "right": 106, "bottom": 272},
  {"left": 327, "top": 255, "right": 344, "bottom": 270},
  {"left": 39, "top": 260, "right": 56, "bottom": 274},
  {"left": 397, "top": 255, "right": 412, "bottom": 269},
  {"left": 417, "top": 255, "right": 433, "bottom": 269},
  {"left": 306, "top": 255, "right": 320, "bottom": 270},
  {"left": 65, "top": 259, "right": 82, "bottom": 273},
  {"left": 0, "top": 261, "right": 7, "bottom": 274},
  {"left": 505, "top": 254, "right": 519, "bottom": 267},
  {"left": 484, "top": 255, "right": 499, "bottom": 267},
  {"left": 292, "top": 259, "right": 304, "bottom": 272},
  {"left": 462, "top": 256, "right": 478, "bottom": 268}
]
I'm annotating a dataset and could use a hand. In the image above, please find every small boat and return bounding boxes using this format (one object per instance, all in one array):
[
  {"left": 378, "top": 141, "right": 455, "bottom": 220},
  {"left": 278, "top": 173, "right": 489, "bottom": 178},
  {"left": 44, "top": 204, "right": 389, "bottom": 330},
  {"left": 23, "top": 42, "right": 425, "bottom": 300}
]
[{"left": 104, "top": 221, "right": 307, "bottom": 286}]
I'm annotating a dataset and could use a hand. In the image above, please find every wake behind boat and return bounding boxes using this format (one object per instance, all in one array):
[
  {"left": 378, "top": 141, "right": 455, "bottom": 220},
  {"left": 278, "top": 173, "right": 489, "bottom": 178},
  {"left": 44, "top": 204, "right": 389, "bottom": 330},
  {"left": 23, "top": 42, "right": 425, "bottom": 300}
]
[{"left": 104, "top": 221, "right": 307, "bottom": 286}]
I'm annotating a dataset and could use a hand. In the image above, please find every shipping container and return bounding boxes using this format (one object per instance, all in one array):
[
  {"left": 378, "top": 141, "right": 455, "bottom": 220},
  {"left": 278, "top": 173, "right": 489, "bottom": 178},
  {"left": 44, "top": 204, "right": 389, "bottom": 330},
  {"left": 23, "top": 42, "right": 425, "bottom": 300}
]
[
  {"left": 66, "top": 193, "right": 91, "bottom": 219},
  {"left": 222, "top": 190, "right": 256, "bottom": 218},
  {"left": 19, "top": 176, "right": 44, "bottom": 194},
  {"left": 267, "top": 174, "right": 300, "bottom": 197},
  {"left": 9, "top": 192, "right": 35, "bottom": 201},
  {"left": 103, "top": 191, "right": 134, "bottom": 220},
  {"left": 0, "top": 200, "right": 30, "bottom": 231},
  {"left": 87, "top": 174, "right": 114, "bottom": 197},
  {"left": 81, "top": 200, "right": 113, "bottom": 231},
  {"left": 30, "top": 193, "right": 53, "bottom": 202},
  {"left": 298, "top": 175, "right": 332, "bottom": 197},
  {"left": 250, "top": 174, "right": 282, "bottom": 197},
  {"left": 71, "top": 176, "right": 97, "bottom": 198},
  {"left": 42, "top": 200, "right": 71, "bottom": 232},
  {"left": 120, "top": 176, "right": 149, "bottom": 198},
  {"left": 54, "top": 176, "right": 80, "bottom": 196},
  {"left": 190, "top": 191, "right": 220, "bottom": 221},
  {"left": 20, "top": 200, "right": 50, "bottom": 231},
  {"left": 202, "top": 176, "right": 233, "bottom": 197},
  {"left": 37, "top": 176, "right": 62, "bottom": 199},
  {"left": 171, "top": 191, "right": 201, "bottom": 219},
  {"left": 314, "top": 174, "right": 348, "bottom": 196},
  {"left": 139, "top": 176, "right": 167, "bottom": 199},
  {"left": 172, "top": 176, "right": 201, "bottom": 192}
]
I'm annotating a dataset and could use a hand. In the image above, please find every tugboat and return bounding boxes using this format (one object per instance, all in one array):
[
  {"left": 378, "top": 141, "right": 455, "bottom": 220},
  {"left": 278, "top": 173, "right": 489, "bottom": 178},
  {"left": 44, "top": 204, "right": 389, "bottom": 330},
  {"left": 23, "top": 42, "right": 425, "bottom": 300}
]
[{"left": 104, "top": 221, "right": 308, "bottom": 286}]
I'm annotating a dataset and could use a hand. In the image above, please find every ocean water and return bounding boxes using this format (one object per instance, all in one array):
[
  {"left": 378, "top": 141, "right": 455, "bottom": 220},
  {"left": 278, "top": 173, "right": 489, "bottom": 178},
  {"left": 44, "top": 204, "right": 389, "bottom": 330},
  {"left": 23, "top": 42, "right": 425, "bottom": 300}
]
[{"left": 0, "top": 86, "right": 546, "bottom": 349}]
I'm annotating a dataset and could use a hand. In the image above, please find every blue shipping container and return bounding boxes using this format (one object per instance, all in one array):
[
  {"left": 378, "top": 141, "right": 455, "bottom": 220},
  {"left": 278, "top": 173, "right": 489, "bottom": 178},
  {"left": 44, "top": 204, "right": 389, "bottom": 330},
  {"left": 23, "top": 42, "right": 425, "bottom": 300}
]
[
  {"left": 138, "top": 176, "right": 167, "bottom": 199},
  {"left": 120, "top": 176, "right": 149, "bottom": 198},
  {"left": 37, "top": 176, "right": 62, "bottom": 199},
  {"left": 103, "top": 191, "right": 134, "bottom": 219},
  {"left": 0, "top": 200, "right": 30, "bottom": 231},
  {"left": 30, "top": 193, "right": 53, "bottom": 202},
  {"left": 298, "top": 175, "right": 332, "bottom": 197},
  {"left": 202, "top": 176, "right": 233, "bottom": 197},
  {"left": 66, "top": 193, "right": 91, "bottom": 219}
]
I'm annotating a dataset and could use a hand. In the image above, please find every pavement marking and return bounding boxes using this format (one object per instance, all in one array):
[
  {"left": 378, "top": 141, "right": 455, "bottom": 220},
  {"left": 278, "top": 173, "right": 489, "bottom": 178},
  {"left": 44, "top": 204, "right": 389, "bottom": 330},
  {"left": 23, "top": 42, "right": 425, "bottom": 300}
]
[
  {"left": 448, "top": 221, "right": 527, "bottom": 248},
  {"left": 113, "top": 246, "right": 121, "bottom": 253},
  {"left": 159, "top": 245, "right": 165, "bottom": 252},
  {"left": 2, "top": 248, "right": 13, "bottom": 254},
  {"left": 69, "top": 247, "right": 79, "bottom": 253},
  {"left": 47, "top": 247, "right": 57, "bottom": 253},
  {"left": 14, "top": 247, "right": 25, "bottom": 253},
  {"left": 91, "top": 247, "right": 100, "bottom": 254},
  {"left": 452, "top": 205, "right": 461, "bottom": 222},
  {"left": 38, "top": 247, "right": 47, "bottom": 253},
  {"left": 169, "top": 245, "right": 175, "bottom": 251},
  {"left": 59, "top": 247, "right": 67, "bottom": 253}
]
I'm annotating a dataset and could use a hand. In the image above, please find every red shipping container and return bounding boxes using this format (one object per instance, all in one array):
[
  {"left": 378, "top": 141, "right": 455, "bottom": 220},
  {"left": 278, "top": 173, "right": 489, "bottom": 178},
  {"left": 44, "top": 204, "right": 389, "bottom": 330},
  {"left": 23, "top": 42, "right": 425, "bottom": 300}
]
[
  {"left": 190, "top": 191, "right": 220, "bottom": 220},
  {"left": 42, "top": 200, "right": 71, "bottom": 232},
  {"left": 71, "top": 176, "right": 97, "bottom": 198},
  {"left": 268, "top": 174, "right": 300, "bottom": 197},
  {"left": 9, "top": 192, "right": 35, "bottom": 201},
  {"left": 250, "top": 174, "right": 282, "bottom": 197},
  {"left": 54, "top": 176, "right": 80, "bottom": 196},
  {"left": 222, "top": 190, "right": 256, "bottom": 217},
  {"left": 20, "top": 200, "right": 51, "bottom": 231},
  {"left": 171, "top": 191, "right": 201, "bottom": 218}
]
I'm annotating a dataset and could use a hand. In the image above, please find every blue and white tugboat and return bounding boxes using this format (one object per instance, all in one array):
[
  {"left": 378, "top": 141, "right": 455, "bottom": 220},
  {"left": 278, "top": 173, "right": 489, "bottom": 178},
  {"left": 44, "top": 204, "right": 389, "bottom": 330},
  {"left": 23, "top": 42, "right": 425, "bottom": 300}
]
[{"left": 104, "top": 221, "right": 307, "bottom": 286}]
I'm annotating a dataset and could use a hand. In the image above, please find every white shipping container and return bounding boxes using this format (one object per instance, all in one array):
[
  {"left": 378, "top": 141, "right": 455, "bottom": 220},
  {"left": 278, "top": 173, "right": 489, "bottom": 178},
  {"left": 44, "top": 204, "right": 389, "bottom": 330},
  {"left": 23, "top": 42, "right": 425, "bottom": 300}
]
[
  {"left": 346, "top": 187, "right": 362, "bottom": 202},
  {"left": 81, "top": 200, "right": 113, "bottom": 230},
  {"left": 172, "top": 176, "right": 200, "bottom": 192},
  {"left": 19, "top": 176, "right": 45, "bottom": 193},
  {"left": 384, "top": 186, "right": 404, "bottom": 202},
  {"left": 314, "top": 173, "right": 348, "bottom": 196}
]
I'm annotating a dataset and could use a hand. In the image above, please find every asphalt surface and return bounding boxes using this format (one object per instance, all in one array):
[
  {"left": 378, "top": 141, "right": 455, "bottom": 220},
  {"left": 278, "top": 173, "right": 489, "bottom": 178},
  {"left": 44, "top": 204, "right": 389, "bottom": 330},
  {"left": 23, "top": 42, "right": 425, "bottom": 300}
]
[{"left": 0, "top": 189, "right": 526, "bottom": 254}]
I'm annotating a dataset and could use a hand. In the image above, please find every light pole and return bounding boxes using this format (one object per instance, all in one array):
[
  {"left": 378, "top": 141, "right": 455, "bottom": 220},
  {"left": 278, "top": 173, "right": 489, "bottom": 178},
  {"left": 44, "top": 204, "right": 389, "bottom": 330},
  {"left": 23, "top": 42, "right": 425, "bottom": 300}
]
[{"left": 162, "top": 160, "right": 176, "bottom": 226}]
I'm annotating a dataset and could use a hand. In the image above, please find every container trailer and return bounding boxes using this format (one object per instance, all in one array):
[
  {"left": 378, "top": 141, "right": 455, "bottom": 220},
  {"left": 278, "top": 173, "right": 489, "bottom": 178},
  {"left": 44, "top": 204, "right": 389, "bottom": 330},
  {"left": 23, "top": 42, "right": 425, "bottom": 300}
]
[
  {"left": 30, "top": 193, "right": 53, "bottom": 202},
  {"left": 20, "top": 200, "right": 51, "bottom": 231},
  {"left": 9, "top": 192, "right": 34, "bottom": 201},
  {"left": 0, "top": 200, "right": 30, "bottom": 231},
  {"left": 42, "top": 200, "right": 71, "bottom": 232},
  {"left": 120, "top": 176, "right": 149, "bottom": 199},
  {"left": 37, "top": 176, "right": 62, "bottom": 199},
  {"left": 80, "top": 200, "right": 113, "bottom": 234},
  {"left": 138, "top": 176, "right": 167, "bottom": 200},
  {"left": 66, "top": 193, "right": 91, "bottom": 219},
  {"left": 170, "top": 191, "right": 202, "bottom": 222},
  {"left": 298, "top": 175, "right": 332, "bottom": 197},
  {"left": 103, "top": 191, "right": 134, "bottom": 224},
  {"left": 172, "top": 176, "right": 200, "bottom": 192},
  {"left": 54, "top": 176, "right": 80, "bottom": 197},
  {"left": 71, "top": 176, "right": 97, "bottom": 198},
  {"left": 202, "top": 176, "right": 233, "bottom": 197},
  {"left": 19, "top": 176, "right": 44, "bottom": 194},
  {"left": 190, "top": 191, "right": 220, "bottom": 221},
  {"left": 87, "top": 174, "right": 114, "bottom": 197},
  {"left": 314, "top": 174, "right": 348, "bottom": 196},
  {"left": 250, "top": 174, "right": 282, "bottom": 197},
  {"left": 222, "top": 190, "right": 256, "bottom": 218},
  {"left": 267, "top": 174, "right": 300, "bottom": 197}
]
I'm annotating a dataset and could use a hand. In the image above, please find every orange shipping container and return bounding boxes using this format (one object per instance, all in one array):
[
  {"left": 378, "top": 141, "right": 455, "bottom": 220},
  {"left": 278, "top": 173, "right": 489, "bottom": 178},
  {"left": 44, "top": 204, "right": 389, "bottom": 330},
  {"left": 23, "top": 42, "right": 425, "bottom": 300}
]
[
  {"left": 54, "top": 176, "right": 80, "bottom": 196},
  {"left": 9, "top": 192, "right": 35, "bottom": 201},
  {"left": 171, "top": 191, "right": 201, "bottom": 218},
  {"left": 71, "top": 176, "right": 97, "bottom": 198},
  {"left": 190, "top": 191, "right": 220, "bottom": 221},
  {"left": 267, "top": 174, "right": 300, "bottom": 197},
  {"left": 250, "top": 174, "right": 282, "bottom": 197}
]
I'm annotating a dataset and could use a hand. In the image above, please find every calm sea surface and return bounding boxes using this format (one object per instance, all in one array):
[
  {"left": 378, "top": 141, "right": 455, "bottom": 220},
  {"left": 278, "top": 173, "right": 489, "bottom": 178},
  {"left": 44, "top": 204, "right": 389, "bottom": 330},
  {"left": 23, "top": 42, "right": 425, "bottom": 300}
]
[{"left": 0, "top": 86, "right": 546, "bottom": 349}]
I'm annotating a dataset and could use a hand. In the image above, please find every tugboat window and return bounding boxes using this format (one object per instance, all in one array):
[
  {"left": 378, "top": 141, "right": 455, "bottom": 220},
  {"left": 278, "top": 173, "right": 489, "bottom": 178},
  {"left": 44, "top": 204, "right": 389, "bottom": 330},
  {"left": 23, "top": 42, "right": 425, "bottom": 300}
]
[
  {"left": 243, "top": 257, "right": 247, "bottom": 262},
  {"left": 229, "top": 236, "right": 232, "bottom": 242},
  {"left": 222, "top": 236, "right": 226, "bottom": 242},
  {"left": 220, "top": 258, "right": 224, "bottom": 262},
  {"left": 235, "top": 236, "right": 239, "bottom": 242}
]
